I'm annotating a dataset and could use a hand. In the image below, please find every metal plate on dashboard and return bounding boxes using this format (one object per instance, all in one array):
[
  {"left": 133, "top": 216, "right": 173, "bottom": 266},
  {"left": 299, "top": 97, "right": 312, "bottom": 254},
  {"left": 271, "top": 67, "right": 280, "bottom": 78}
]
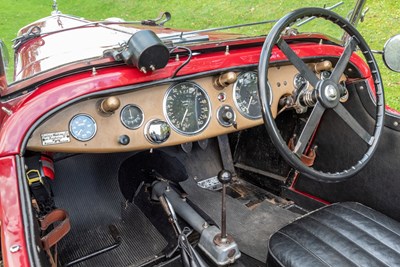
[{"left": 41, "top": 131, "right": 70, "bottom": 146}]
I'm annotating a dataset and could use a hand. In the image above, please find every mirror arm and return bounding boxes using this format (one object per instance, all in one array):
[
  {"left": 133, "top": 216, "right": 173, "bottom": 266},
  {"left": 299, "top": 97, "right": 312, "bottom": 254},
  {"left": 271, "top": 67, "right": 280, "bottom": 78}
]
[
  {"left": 341, "top": 0, "right": 367, "bottom": 43},
  {"left": 371, "top": 50, "right": 384, "bottom": 55},
  {"left": 347, "top": 0, "right": 367, "bottom": 26}
]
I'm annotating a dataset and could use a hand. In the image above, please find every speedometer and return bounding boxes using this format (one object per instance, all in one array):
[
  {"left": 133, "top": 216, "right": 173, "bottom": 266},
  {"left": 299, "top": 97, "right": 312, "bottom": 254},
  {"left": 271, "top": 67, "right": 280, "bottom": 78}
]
[
  {"left": 164, "top": 81, "right": 211, "bottom": 135},
  {"left": 233, "top": 71, "right": 262, "bottom": 119}
]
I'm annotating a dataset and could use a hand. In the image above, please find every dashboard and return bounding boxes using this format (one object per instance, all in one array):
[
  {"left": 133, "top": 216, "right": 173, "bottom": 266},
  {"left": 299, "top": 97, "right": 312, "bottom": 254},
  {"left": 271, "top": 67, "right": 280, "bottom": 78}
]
[{"left": 27, "top": 64, "right": 309, "bottom": 153}]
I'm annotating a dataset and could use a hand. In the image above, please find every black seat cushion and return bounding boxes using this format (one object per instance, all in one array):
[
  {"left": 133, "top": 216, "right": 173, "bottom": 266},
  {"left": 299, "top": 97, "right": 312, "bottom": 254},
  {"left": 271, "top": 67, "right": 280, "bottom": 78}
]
[{"left": 267, "top": 202, "right": 400, "bottom": 267}]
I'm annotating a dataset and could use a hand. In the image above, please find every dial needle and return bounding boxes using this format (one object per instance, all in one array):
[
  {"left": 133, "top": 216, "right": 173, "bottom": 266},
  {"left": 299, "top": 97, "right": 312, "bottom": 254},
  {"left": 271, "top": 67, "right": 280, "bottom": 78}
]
[
  {"left": 181, "top": 108, "right": 189, "bottom": 126},
  {"left": 246, "top": 96, "right": 253, "bottom": 113}
]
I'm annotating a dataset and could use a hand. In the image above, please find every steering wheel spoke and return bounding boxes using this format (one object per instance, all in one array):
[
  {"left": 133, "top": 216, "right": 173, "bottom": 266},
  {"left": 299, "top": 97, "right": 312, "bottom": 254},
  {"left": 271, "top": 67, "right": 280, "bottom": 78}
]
[
  {"left": 277, "top": 38, "right": 320, "bottom": 88},
  {"left": 330, "top": 36, "right": 359, "bottom": 83},
  {"left": 333, "top": 103, "right": 374, "bottom": 145},
  {"left": 294, "top": 102, "right": 325, "bottom": 156}
]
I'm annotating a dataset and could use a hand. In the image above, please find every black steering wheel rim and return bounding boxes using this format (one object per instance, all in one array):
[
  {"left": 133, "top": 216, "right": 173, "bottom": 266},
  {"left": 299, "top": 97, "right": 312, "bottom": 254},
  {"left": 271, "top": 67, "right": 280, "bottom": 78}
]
[{"left": 258, "top": 7, "right": 385, "bottom": 182}]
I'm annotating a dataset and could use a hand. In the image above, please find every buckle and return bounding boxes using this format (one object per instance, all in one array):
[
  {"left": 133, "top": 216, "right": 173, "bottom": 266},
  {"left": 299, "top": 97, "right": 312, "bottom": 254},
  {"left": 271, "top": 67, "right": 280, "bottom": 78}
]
[{"left": 26, "top": 169, "right": 43, "bottom": 186}]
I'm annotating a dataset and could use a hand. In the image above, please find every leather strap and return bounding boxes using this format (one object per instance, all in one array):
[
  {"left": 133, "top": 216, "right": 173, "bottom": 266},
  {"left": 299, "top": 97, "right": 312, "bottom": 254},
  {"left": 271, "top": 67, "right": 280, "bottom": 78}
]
[
  {"left": 288, "top": 137, "right": 316, "bottom": 167},
  {"left": 40, "top": 209, "right": 71, "bottom": 267}
]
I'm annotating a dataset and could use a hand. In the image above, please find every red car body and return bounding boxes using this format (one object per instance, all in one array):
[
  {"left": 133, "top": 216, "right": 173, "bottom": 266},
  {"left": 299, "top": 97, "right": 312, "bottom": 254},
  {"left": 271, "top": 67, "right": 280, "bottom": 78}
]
[{"left": 0, "top": 10, "right": 387, "bottom": 267}]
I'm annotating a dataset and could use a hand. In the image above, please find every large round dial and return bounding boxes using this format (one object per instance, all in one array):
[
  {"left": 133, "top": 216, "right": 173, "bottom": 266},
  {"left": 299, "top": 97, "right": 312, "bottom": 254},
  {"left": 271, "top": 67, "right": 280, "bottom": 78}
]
[
  {"left": 120, "top": 104, "right": 144, "bottom": 129},
  {"left": 233, "top": 71, "right": 262, "bottom": 119},
  {"left": 164, "top": 81, "right": 211, "bottom": 135},
  {"left": 69, "top": 114, "right": 97, "bottom": 141}
]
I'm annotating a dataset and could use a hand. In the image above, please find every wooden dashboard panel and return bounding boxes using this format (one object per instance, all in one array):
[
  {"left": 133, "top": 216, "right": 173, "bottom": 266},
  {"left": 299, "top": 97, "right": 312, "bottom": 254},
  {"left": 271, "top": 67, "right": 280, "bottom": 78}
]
[{"left": 27, "top": 65, "right": 300, "bottom": 153}]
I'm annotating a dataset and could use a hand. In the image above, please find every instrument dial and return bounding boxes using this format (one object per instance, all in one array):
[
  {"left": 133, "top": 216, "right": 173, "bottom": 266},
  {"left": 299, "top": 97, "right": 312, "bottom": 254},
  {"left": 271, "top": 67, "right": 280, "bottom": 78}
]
[
  {"left": 233, "top": 71, "right": 262, "bottom": 119},
  {"left": 69, "top": 114, "right": 97, "bottom": 141},
  {"left": 164, "top": 81, "right": 211, "bottom": 135},
  {"left": 120, "top": 104, "right": 144, "bottom": 130}
]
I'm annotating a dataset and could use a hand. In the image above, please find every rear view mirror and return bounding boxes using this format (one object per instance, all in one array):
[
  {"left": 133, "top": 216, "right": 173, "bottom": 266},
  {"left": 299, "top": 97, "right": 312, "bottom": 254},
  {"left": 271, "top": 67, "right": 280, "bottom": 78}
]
[
  {"left": 0, "top": 40, "right": 9, "bottom": 91},
  {"left": 383, "top": 34, "right": 400, "bottom": 72}
]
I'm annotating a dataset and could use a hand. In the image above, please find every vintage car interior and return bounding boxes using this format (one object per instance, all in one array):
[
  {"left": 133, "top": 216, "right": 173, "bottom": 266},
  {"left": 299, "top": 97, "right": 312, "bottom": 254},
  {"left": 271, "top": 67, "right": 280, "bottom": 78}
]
[{"left": 3, "top": 1, "right": 400, "bottom": 267}]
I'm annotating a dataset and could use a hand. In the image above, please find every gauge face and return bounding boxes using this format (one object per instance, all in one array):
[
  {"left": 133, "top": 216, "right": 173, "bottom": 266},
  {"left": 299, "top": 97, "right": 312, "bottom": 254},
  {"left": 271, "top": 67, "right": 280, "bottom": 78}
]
[
  {"left": 69, "top": 114, "right": 97, "bottom": 141},
  {"left": 120, "top": 104, "right": 144, "bottom": 130},
  {"left": 233, "top": 71, "right": 262, "bottom": 119},
  {"left": 164, "top": 81, "right": 211, "bottom": 135}
]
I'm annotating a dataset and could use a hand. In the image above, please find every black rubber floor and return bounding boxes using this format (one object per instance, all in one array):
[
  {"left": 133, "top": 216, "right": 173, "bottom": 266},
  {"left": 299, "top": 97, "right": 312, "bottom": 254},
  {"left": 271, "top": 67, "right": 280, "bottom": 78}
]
[
  {"left": 52, "top": 153, "right": 167, "bottom": 267},
  {"left": 171, "top": 142, "right": 299, "bottom": 262}
]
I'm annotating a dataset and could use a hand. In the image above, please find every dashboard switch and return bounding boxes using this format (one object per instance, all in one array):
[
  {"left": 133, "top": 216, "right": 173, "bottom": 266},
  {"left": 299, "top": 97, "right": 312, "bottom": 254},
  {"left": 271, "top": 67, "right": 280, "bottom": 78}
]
[
  {"left": 217, "top": 105, "right": 236, "bottom": 127},
  {"left": 118, "top": 135, "right": 130, "bottom": 145}
]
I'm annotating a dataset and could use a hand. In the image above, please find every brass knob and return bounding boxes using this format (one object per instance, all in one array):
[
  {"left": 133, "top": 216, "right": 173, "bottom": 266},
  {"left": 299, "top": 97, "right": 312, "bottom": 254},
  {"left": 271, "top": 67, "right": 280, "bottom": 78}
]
[
  {"left": 100, "top": 96, "right": 121, "bottom": 113},
  {"left": 214, "top": 72, "right": 237, "bottom": 89},
  {"left": 313, "top": 60, "right": 332, "bottom": 73}
]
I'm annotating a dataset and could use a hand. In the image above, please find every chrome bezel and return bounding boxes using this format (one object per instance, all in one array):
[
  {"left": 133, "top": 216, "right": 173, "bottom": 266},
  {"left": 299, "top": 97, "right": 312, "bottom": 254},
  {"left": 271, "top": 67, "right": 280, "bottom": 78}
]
[
  {"left": 233, "top": 71, "right": 263, "bottom": 120},
  {"left": 163, "top": 81, "right": 212, "bottom": 136},
  {"left": 69, "top": 114, "right": 97, "bottom": 142},
  {"left": 120, "top": 104, "right": 144, "bottom": 130}
]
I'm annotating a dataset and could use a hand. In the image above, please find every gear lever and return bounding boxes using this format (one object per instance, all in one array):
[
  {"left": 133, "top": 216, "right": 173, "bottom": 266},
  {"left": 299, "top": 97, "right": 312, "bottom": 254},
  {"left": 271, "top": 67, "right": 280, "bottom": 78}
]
[{"left": 214, "top": 169, "right": 234, "bottom": 246}]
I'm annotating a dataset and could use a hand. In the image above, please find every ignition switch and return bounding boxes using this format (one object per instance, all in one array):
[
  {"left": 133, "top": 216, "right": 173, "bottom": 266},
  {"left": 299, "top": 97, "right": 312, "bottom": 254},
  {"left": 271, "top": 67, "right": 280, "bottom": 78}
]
[{"left": 217, "top": 105, "right": 237, "bottom": 128}]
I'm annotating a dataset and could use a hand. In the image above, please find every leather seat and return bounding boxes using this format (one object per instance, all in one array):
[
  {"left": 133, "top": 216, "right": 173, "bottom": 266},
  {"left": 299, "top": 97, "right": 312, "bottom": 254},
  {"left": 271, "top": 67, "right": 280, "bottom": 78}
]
[{"left": 267, "top": 202, "right": 400, "bottom": 267}]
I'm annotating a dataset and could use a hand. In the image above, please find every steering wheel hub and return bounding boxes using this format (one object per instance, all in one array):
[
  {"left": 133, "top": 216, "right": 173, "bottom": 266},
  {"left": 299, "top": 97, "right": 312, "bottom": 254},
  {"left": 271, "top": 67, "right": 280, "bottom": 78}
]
[
  {"left": 317, "top": 80, "right": 340, "bottom": 108},
  {"left": 325, "top": 85, "right": 338, "bottom": 100}
]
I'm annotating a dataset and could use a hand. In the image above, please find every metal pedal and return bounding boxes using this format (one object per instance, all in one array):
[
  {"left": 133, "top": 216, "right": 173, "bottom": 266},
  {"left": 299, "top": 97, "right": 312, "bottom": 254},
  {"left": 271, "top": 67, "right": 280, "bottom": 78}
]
[{"left": 197, "top": 176, "right": 222, "bottom": 191}]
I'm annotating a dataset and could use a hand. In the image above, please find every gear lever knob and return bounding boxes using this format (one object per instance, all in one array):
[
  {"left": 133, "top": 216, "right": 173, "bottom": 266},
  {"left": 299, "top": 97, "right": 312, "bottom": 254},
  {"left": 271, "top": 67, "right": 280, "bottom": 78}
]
[{"left": 218, "top": 170, "right": 232, "bottom": 185}]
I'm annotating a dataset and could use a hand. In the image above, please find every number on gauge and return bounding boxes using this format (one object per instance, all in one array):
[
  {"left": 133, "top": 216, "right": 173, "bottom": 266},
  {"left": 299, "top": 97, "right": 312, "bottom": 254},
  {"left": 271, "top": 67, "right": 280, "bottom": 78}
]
[
  {"left": 69, "top": 114, "right": 97, "bottom": 141},
  {"left": 120, "top": 104, "right": 144, "bottom": 129},
  {"left": 164, "top": 81, "right": 211, "bottom": 135},
  {"left": 233, "top": 71, "right": 262, "bottom": 119}
]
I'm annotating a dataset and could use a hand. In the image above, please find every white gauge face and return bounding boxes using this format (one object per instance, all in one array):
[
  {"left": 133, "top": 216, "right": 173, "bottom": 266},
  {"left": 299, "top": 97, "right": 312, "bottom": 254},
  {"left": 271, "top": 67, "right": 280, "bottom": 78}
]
[
  {"left": 120, "top": 104, "right": 144, "bottom": 130},
  {"left": 69, "top": 114, "right": 97, "bottom": 141},
  {"left": 163, "top": 81, "right": 211, "bottom": 136},
  {"left": 233, "top": 71, "right": 262, "bottom": 119}
]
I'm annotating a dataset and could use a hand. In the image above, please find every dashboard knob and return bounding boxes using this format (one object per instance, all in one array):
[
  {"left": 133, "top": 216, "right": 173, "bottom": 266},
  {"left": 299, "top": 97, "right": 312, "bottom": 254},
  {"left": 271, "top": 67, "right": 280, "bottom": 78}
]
[
  {"left": 118, "top": 135, "right": 130, "bottom": 145},
  {"left": 214, "top": 72, "right": 237, "bottom": 89},
  {"left": 100, "top": 96, "right": 121, "bottom": 114},
  {"left": 145, "top": 119, "right": 171, "bottom": 144}
]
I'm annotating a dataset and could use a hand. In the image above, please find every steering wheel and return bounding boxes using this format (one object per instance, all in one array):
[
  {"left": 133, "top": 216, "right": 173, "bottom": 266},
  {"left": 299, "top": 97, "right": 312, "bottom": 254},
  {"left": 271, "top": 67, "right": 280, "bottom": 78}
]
[{"left": 258, "top": 8, "right": 385, "bottom": 182}]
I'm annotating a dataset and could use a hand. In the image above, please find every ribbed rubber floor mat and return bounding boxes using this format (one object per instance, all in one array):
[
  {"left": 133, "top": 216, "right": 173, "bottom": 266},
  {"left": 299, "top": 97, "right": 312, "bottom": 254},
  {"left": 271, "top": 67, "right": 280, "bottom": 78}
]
[{"left": 52, "top": 153, "right": 167, "bottom": 267}]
